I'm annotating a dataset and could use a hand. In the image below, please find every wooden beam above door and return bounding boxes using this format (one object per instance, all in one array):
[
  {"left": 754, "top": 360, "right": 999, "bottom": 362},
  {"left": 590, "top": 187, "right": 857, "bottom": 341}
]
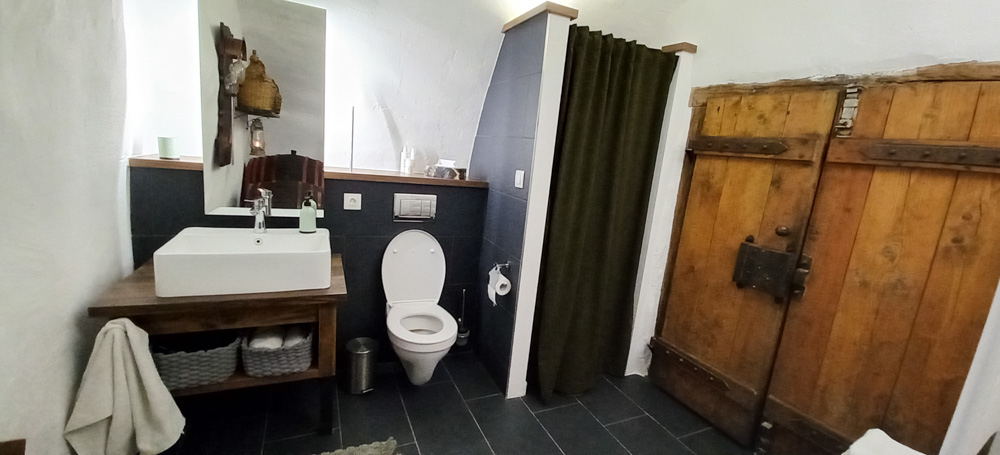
[{"left": 690, "top": 61, "right": 1000, "bottom": 107}]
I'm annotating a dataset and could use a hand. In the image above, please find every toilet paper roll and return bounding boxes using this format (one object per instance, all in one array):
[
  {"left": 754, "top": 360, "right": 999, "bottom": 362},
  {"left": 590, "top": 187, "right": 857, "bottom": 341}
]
[{"left": 488, "top": 266, "right": 511, "bottom": 306}]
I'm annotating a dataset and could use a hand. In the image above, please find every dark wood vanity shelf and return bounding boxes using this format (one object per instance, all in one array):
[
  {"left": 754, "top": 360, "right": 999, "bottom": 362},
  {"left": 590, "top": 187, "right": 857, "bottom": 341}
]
[
  {"left": 128, "top": 154, "right": 490, "bottom": 188},
  {"left": 88, "top": 256, "right": 347, "bottom": 433}
]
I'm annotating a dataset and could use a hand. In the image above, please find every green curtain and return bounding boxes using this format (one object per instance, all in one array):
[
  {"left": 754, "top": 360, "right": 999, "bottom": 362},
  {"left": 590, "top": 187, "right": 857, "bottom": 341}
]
[{"left": 534, "top": 25, "right": 678, "bottom": 398}]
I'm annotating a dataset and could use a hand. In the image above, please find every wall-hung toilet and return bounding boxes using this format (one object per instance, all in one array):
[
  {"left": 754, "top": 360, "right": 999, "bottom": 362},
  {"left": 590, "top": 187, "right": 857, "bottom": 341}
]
[{"left": 382, "top": 229, "right": 458, "bottom": 385}]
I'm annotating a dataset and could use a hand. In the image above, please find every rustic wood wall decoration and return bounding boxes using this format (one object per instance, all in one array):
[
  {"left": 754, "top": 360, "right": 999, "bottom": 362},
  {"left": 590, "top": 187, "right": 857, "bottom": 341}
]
[{"left": 213, "top": 22, "right": 246, "bottom": 168}]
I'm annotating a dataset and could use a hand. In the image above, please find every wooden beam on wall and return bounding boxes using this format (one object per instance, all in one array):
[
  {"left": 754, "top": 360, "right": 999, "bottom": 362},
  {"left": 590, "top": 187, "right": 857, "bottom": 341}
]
[
  {"left": 662, "top": 42, "right": 698, "bottom": 54},
  {"left": 502, "top": 2, "right": 579, "bottom": 32},
  {"left": 0, "top": 440, "right": 26, "bottom": 455},
  {"left": 690, "top": 61, "right": 1000, "bottom": 107}
]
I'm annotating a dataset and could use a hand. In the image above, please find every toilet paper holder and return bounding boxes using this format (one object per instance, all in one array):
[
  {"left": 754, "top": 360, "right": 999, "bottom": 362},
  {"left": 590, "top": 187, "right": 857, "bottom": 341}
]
[{"left": 493, "top": 261, "right": 510, "bottom": 270}]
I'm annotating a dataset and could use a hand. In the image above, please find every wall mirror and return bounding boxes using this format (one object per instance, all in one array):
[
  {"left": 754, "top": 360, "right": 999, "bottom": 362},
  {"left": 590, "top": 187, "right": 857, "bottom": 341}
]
[{"left": 198, "top": 0, "right": 326, "bottom": 216}]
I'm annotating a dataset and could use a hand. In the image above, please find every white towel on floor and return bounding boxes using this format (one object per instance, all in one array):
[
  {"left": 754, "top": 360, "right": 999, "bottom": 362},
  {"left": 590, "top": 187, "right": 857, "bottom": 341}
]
[
  {"left": 64, "top": 318, "right": 185, "bottom": 455},
  {"left": 843, "top": 429, "right": 925, "bottom": 455},
  {"left": 249, "top": 325, "right": 285, "bottom": 349},
  {"left": 283, "top": 325, "right": 309, "bottom": 347}
]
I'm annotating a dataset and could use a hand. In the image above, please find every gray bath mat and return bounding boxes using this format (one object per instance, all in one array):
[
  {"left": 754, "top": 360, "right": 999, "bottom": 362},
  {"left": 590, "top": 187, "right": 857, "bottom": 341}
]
[{"left": 315, "top": 438, "right": 397, "bottom": 455}]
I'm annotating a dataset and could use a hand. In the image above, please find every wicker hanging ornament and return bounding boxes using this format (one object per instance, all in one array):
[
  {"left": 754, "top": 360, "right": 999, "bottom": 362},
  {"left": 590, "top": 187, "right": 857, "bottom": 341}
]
[{"left": 237, "top": 50, "right": 282, "bottom": 115}]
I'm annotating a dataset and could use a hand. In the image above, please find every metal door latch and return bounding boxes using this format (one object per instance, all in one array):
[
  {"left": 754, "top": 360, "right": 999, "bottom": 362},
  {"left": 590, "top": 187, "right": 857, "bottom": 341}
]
[
  {"left": 834, "top": 84, "right": 862, "bottom": 137},
  {"left": 732, "top": 236, "right": 811, "bottom": 303}
]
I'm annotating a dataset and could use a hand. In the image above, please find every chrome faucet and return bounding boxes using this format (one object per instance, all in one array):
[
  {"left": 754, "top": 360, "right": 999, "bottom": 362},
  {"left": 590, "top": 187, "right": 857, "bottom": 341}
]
[{"left": 247, "top": 188, "right": 273, "bottom": 234}]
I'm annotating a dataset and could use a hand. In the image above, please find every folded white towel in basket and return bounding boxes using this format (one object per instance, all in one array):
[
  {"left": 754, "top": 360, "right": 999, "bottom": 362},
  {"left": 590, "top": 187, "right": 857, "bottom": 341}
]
[
  {"left": 283, "top": 325, "right": 309, "bottom": 347},
  {"left": 64, "top": 318, "right": 185, "bottom": 455},
  {"left": 249, "top": 326, "right": 285, "bottom": 349}
]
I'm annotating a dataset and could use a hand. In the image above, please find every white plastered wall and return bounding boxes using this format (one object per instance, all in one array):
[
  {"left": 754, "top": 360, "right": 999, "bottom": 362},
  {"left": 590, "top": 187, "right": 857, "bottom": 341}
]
[{"left": 0, "top": 1, "right": 129, "bottom": 453}]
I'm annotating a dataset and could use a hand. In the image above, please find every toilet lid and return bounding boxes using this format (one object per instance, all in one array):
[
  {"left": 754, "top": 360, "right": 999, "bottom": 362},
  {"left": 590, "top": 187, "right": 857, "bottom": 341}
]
[{"left": 381, "top": 230, "right": 446, "bottom": 304}]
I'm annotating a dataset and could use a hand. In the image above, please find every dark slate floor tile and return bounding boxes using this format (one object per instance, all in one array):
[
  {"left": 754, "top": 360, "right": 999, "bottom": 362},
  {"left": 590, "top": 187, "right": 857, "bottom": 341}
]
[
  {"left": 444, "top": 352, "right": 502, "bottom": 400},
  {"left": 181, "top": 414, "right": 266, "bottom": 455},
  {"left": 265, "top": 379, "right": 336, "bottom": 442},
  {"left": 338, "top": 370, "right": 414, "bottom": 447},
  {"left": 522, "top": 389, "right": 577, "bottom": 413},
  {"left": 680, "top": 428, "right": 753, "bottom": 455},
  {"left": 534, "top": 403, "right": 628, "bottom": 455},
  {"left": 395, "top": 358, "right": 450, "bottom": 386},
  {"left": 608, "top": 416, "right": 695, "bottom": 455},
  {"left": 393, "top": 442, "right": 419, "bottom": 455},
  {"left": 607, "top": 375, "right": 710, "bottom": 437},
  {"left": 175, "top": 386, "right": 269, "bottom": 424},
  {"left": 159, "top": 433, "right": 185, "bottom": 455},
  {"left": 577, "top": 376, "right": 645, "bottom": 425},
  {"left": 262, "top": 430, "right": 341, "bottom": 455},
  {"left": 467, "top": 395, "right": 560, "bottom": 455},
  {"left": 398, "top": 381, "right": 492, "bottom": 455}
]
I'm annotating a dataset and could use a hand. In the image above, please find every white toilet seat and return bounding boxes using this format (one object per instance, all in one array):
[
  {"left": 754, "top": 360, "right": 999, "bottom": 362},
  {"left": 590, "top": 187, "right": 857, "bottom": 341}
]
[{"left": 387, "top": 304, "right": 457, "bottom": 353}]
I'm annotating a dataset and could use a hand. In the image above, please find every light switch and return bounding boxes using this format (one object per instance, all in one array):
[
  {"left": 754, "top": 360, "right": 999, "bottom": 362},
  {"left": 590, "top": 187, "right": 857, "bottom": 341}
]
[
  {"left": 344, "top": 193, "right": 362, "bottom": 210},
  {"left": 514, "top": 170, "right": 525, "bottom": 189}
]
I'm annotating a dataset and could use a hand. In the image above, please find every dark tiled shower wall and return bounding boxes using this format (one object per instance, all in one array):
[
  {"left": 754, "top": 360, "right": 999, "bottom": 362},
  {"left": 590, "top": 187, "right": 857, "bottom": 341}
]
[
  {"left": 129, "top": 166, "right": 487, "bottom": 365},
  {"left": 468, "top": 13, "right": 548, "bottom": 391}
]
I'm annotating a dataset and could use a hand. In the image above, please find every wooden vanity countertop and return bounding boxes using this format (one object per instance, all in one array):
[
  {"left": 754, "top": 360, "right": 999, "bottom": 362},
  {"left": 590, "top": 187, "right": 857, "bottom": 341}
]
[{"left": 89, "top": 255, "right": 348, "bottom": 318}]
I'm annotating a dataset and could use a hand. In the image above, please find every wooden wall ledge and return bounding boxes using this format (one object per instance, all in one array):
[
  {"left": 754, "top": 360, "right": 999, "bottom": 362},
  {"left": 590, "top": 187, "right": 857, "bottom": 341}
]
[
  {"left": 128, "top": 154, "right": 488, "bottom": 189},
  {"left": 503, "top": 2, "right": 578, "bottom": 32}
]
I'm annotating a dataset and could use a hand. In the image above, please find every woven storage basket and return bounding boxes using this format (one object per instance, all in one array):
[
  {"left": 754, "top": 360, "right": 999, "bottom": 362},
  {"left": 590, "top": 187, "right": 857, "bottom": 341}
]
[
  {"left": 242, "top": 331, "right": 313, "bottom": 377},
  {"left": 237, "top": 50, "right": 282, "bottom": 114},
  {"left": 152, "top": 336, "right": 240, "bottom": 390}
]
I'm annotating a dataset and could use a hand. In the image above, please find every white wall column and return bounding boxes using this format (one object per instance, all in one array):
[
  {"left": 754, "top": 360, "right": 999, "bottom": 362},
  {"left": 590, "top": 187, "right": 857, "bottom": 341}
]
[
  {"left": 625, "top": 46, "right": 696, "bottom": 376},
  {"left": 506, "top": 11, "right": 573, "bottom": 399}
]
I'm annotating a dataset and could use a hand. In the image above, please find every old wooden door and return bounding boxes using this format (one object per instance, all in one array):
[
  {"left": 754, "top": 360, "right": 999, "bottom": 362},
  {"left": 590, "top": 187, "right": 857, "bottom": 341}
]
[
  {"left": 762, "top": 81, "right": 1000, "bottom": 455},
  {"left": 651, "top": 88, "right": 841, "bottom": 445}
]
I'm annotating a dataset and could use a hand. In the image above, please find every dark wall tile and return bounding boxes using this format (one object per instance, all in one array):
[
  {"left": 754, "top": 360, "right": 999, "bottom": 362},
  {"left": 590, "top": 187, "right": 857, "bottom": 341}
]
[
  {"left": 494, "top": 193, "right": 526, "bottom": 260},
  {"left": 339, "top": 235, "right": 392, "bottom": 361},
  {"left": 444, "top": 352, "right": 502, "bottom": 400},
  {"left": 535, "top": 403, "right": 628, "bottom": 455},
  {"left": 131, "top": 235, "right": 171, "bottom": 269},
  {"left": 468, "top": 395, "right": 561, "bottom": 455},
  {"left": 474, "top": 291, "right": 515, "bottom": 391},
  {"left": 131, "top": 168, "right": 488, "bottom": 366},
  {"left": 490, "top": 13, "right": 547, "bottom": 83},
  {"left": 495, "top": 136, "right": 535, "bottom": 201},
  {"left": 447, "top": 236, "right": 482, "bottom": 286},
  {"left": 130, "top": 167, "right": 209, "bottom": 236},
  {"left": 478, "top": 239, "right": 518, "bottom": 315},
  {"left": 440, "top": 284, "right": 475, "bottom": 325}
]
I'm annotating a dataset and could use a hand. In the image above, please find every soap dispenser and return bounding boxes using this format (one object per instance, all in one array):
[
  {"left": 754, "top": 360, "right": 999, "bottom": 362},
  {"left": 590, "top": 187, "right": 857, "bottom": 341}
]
[{"left": 299, "top": 193, "right": 317, "bottom": 233}]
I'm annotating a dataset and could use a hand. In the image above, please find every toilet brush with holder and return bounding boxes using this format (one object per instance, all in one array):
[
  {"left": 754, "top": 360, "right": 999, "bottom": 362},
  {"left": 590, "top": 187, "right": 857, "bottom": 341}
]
[{"left": 456, "top": 288, "right": 470, "bottom": 346}]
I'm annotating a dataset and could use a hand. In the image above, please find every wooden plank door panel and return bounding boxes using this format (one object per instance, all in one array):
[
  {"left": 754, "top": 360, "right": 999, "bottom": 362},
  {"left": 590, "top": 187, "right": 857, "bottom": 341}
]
[
  {"left": 764, "top": 81, "right": 1000, "bottom": 454},
  {"left": 653, "top": 89, "right": 840, "bottom": 445}
]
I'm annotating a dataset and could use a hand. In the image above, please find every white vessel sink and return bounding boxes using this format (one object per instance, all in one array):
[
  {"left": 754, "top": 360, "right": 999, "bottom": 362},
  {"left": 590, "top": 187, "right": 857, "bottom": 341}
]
[{"left": 153, "top": 227, "right": 331, "bottom": 297}]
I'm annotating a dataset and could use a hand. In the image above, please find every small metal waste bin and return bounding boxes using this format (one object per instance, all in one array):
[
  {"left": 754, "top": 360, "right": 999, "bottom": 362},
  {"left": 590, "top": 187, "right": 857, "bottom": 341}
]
[{"left": 346, "top": 337, "right": 377, "bottom": 395}]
